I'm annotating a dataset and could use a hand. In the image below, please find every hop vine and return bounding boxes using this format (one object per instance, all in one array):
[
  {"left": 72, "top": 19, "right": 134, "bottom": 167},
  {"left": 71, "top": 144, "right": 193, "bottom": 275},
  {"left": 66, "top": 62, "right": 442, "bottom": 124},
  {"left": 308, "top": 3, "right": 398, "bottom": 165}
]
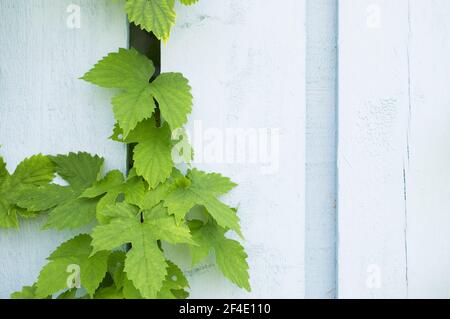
[{"left": 2, "top": 0, "right": 250, "bottom": 299}]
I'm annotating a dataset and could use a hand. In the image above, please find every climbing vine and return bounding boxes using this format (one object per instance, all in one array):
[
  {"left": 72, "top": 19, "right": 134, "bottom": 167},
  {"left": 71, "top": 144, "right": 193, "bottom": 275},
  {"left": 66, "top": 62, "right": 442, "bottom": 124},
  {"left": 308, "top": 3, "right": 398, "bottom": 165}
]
[{"left": 2, "top": 0, "right": 250, "bottom": 299}]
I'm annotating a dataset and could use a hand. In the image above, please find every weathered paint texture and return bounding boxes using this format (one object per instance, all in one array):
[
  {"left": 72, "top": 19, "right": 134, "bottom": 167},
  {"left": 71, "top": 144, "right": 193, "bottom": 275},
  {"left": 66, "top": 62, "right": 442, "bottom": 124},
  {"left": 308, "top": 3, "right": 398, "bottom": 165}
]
[
  {"left": 306, "top": 0, "right": 338, "bottom": 299},
  {"left": 339, "top": 0, "right": 450, "bottom": 298},
  {"left": 162, "top": 0, "right": 306, "bottom": 298},
  {"left": 0, "top": 0, "right": 127, "bottom": 298}
]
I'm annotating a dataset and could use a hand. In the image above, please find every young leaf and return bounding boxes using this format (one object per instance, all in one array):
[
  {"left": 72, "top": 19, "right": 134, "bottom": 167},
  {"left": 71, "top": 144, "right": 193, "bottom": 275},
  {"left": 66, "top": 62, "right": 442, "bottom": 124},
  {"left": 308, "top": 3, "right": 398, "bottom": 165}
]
[
  {"left": 83, "top": 48, "right": 192, "bottom": 136},
  {"left": 9, "top": 154, "right": 54, "bottom": 187},
  {"left": 0, "top": 154, "right": 55, "bottom": 228},
  {"left": 0, "top": 156, "right": 8, "bottom": 185},
  {"left": 149, "top": 72, "right": 193, "bottom": 130},
  {"left": 125, "top": 0, "right": 176, "bottom": 41},
  {"left": 15, "top": 153, "right": 104, "bottom": 230},
  {"left": 35, "top": 234, "right": 110, "bottom": 298},
  {"left": 81, "top": 48, "right": 154, "bottom": 90},
  {"left": 189, "top": 221, "right": 250, "bottom": 292},
  {"left": 11, "top": 285, "right": 48, "bottom": 299},
  {"left": 91, "top": 203, "right": 192, "bottom": 298},
  {"left": 163, "top": 168, "right": 241, "bottom": 235},
  {"left": 125, "top": 119, "right": 174, "bottom": 188},
  {"left": 179, "top": 0, "right": 198, "bottom": 5},
  {"left": 82, "top": 48, "right": 157, "bottom": 137}
]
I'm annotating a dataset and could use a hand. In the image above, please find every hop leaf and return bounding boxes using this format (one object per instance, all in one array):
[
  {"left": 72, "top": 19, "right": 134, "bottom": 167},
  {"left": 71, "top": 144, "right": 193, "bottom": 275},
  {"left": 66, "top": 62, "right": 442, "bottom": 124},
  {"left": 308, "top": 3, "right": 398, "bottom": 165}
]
[
  {"left": 179, "top": 0, "right": 198, "bottom": 5},
  {"left": 0, "top": 154, "right": 54, "bottom": 228},
  {"left": 145, "top": 168, "right": 241, "bottom": 236},
  {"left": 189, "top": 221, "right": 250, "bottom": 291},
  {"left": 125, "top": 0, "right": 176, "bottom": 41},
  {"left": 150, "top": 72, "right": 193, "bottom": 131},
  {"left": 91, "top": 203, "right": 193, "bottom": 298},
  {"left": 15, "top": 152, "right": 104, "bottom": 230},
  {"left": 124, "top": 119, "right": 174, "bottom": 188},
  {"left": 33, "top": 234, "right": 109, "bottom": 298},
  {"left": 124, "top": 0, "right": 199, "bottom": 41},
  {"left": 82, "top": 48, "right": 192, "bottom": 137}
]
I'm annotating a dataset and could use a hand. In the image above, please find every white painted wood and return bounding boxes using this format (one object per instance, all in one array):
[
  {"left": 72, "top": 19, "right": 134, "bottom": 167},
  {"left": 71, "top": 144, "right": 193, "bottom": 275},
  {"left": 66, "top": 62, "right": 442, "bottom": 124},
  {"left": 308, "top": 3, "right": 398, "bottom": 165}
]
[
  {"left": 338, "top": 0, "right": 410, "bottom": 298},
  {"left": 305, "top": 0, "right": 337, "bottom": 299},
  {"left": 339, "top": 0, "right": 450, "bottom": 299},
  {"left": 405, "top": 0, "right": 450, "bottom": 299},
  {"left": 163, "top": 0, "right": 306, "bottom": 298},
  {"left": 0, "top": 0, "right": 127, "bottom": 298}
]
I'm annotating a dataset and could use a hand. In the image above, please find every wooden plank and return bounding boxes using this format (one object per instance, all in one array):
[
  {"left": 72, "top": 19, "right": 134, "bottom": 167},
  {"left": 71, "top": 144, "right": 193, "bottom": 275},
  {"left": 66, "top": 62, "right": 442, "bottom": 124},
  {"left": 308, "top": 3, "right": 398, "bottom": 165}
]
[
  {"left": 305, "top": 0, "right": 338, "bottom": 299},
  {"left": 0, "top": 0, "right": 127, "bottom": 297},
  {"left": 406, "top": 0, "right": 450, "bottom": 298},
  {"left": 162, "top": 0, "right": 306, "bottom": 297},
  {"left": 338, "top": 0, "right": 410, "bottom": 298}
]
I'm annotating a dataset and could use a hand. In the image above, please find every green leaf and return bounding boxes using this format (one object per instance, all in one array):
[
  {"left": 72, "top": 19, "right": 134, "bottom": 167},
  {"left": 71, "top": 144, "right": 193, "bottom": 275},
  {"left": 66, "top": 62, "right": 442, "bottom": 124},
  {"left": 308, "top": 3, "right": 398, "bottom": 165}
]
[
  {"left": 157, "top": 261, "right": 190, "bottom": 299},
  {"left": 94, "top": 286, "right": 124, "bottom": 299},
  {"left": 15, "top": 153, "right": 104, "bottom": 230},
  {"left": 149, "top": 72, "right": 193, "bottom": 130},
  {"left": 163, "top": 168, "right": 241, "bottom": 235},
  {"left": 44, "top": 198, "right": 98, "bottom": 230},
  {"left": 125, "top": 119, "right": 174, "bottom": 188},
  {"left": 91, "top": 203, "right": 192, "bottom": 298},
  {"left": 11, "top": 285, "right": 48, "bottom": 299},
  {"left": 35, "top": 234, "right": 109, "bottom": 298},
  {"left": 189, "top": 221, "right": 250, "bottom": 291},
  {"left": 179, "top": 0, "right": 198, "bottom": 5},
  {"left": 0, "top": 198, "right": 19, "bottom": 228},
  {"left": 50, "top": 152, "right": 103, "bottom": 193},
  {"left": 0, "top": 156, "right": 8, "bottom": 185},
  {"left": 125, "top": 0, "right": 176, "bottom": 41},
  {"left": 15, "top": 184, "right": 73, "bottom": 212},
  {"left": 112, "top": 86, "right": 156, "bottom": 137},
  {"left": 0, "top": 155, "right": 55, "bottom": 228},
  {"left": 82, "top": 170, "right": 124, "bottom": 199},
  {"left": 9, "top": 154, "right": 54, "bottom": 187},
  {"left": 83, "top": 48, "right": 161, "bottom": 137},
  {"left": 81, "top": 48, "right": 154, "bottom": 90}
]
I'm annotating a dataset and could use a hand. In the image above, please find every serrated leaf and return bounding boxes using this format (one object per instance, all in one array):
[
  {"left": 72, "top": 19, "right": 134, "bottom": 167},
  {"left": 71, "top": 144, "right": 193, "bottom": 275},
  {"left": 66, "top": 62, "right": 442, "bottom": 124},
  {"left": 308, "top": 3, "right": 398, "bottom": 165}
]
[
  {"left": 112, "top": 86, "right": 156, "bottom": 137},
  {"left": 0, "top": 155, "right": 56, "bottom": 228},
  {"left": 44, "top": 198, "right": 98, "bottom": 230},
  {"left": 83, "top": 48, "right": 162, "bottom": 137},
  {"left": 157, "top": 261, "right": 189, "bottom": 299},
  {"left": 50, "top": 152, "right": 103, "bottom": 192},
  {"left": 149, "top": 72, "right": 193, "bottom": 130},
  {"left": 94, "top": 286, "right": 124, "bottom": 299},
  {"left": 0, "top": 197, "right": 18, "bottom": 228},
  {"left": 15, "top": 184, "right": 73, "bottom": 212},
  {"left": 9, "top": 154, "right": 54, "bottom": 187},
  {"left": 125, "top": 119, "right": 173, "bottom": 188},
  {"left": 179, "top": 0, "right": 198, "bottom": 5},
  {"left": 163, "top": 168, "right": 241, "bottom": 235},
  {"left": 125, "top": 0, "right": 176, "bottom": 41},
  {"left": 15, "top": 153, "right": 105, "bottom": 230},
  {"left": 0, "top": 156, "right": 7, "bottom": 185},
  {"left": 35, "top": 234, "right": 109, "bottom": 298},
  {"left": 189, "top": 221, "right": 250, "bottom": 291},
  {"left": 11, "top": 285, "right": 49, "bottom": 299},
  {"left": 91, "top": 203, "right": 192, "bottom": 298},
  {"left": 81, "top": 48, "right": 154, "bottom": 90}
]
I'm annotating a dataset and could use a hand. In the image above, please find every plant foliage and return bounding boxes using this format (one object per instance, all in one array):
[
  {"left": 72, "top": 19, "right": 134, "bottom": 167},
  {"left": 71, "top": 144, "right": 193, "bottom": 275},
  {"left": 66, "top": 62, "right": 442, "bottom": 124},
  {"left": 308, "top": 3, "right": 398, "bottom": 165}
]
[{"left": 3, "top": 0, "right": 250, "bottom": 299}]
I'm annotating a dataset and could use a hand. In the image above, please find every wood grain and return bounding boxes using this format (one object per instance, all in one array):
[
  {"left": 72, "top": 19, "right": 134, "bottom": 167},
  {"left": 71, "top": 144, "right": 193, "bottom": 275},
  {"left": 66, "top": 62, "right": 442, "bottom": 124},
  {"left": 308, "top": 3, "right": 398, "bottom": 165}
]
[
  {"left": 0, "top": 0, "right": 127, "bottom": 298},
  {"left": 162, "top": 0, "right": 306, "bottom": 298}
]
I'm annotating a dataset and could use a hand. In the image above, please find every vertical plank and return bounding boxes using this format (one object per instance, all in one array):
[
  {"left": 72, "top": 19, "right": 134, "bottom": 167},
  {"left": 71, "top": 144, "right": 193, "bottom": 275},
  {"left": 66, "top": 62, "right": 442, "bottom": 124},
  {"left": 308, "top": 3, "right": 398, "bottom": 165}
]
[
  {"left": 0, "top": 0, "right": 127, "bottom": 297},
  {"left": 305, "top": 0, "right": 338, "bottom": 299},
  {"left": 338, "top": 0, "right": 410, "bottom": 298},
  {"left": 406, "top": 0, "right": 450, "bottom": 298},
  {"left": 162, "top": 0, "right": 306, "bottom": 298}
]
